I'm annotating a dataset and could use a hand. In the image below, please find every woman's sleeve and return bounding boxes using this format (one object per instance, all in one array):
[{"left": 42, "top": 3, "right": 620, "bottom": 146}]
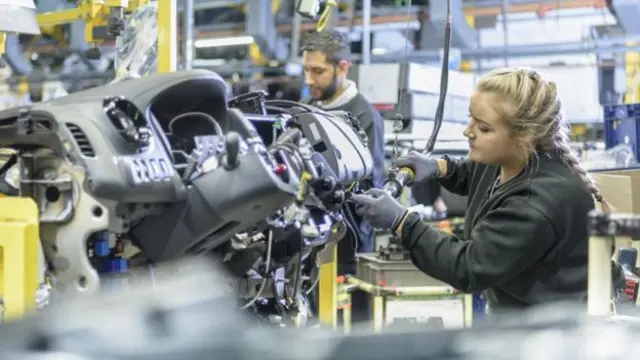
[
  {"left": 399, "top": 197, "right": 557, "bottom": 293},
  {"left": 438, "top": 156, "right": 475, "bottom": 196}
]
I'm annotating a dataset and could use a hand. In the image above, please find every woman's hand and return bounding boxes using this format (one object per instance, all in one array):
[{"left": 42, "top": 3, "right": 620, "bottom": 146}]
[
  {"left": 349, "top": 188, "right": 409, "bottom": 231},
  {"left": 396, "top": 152, "right": 444, "bottom": 183}
]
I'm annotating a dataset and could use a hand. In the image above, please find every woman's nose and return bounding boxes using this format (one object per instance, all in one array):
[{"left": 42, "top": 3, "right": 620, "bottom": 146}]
[{"left": 463, "top": 126, "right": 472, "bottom": 139}]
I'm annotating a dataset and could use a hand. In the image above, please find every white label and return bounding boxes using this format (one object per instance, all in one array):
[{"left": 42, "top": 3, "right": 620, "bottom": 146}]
[
  {"left": 308, "top": 122, "right": 321, "bottom": 143},
  {"left": 385, "top": 299, "right": 464, "bottom": 329}
]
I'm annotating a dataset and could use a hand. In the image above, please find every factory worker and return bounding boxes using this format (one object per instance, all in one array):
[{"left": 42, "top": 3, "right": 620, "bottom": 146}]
[
  {"left": 300, "top": 30, "right": 385, "bottom": 258},
  {"left": 350, "top": 67, "right": 625, "bottom": 310},
  {"left": 300, "top": 30, "right": 385, "bottom": 323}
]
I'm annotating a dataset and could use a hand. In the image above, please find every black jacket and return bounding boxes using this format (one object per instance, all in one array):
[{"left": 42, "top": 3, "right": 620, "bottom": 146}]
[{"left": 399, "top": 153, "right": 623, "bottom": 309}]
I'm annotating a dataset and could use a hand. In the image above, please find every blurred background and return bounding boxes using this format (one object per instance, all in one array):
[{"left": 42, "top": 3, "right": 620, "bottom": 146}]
[{"left": 3, "top": 0, "right": 640, "bottom": 165}]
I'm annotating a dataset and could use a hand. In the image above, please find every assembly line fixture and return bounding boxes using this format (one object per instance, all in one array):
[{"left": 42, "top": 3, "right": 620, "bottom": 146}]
[
  {"left": 0, "top": 0, "right": 178, "bottom": 322},
  {"left": 587, "top": 211, "right": 640, "bottom": 316}
]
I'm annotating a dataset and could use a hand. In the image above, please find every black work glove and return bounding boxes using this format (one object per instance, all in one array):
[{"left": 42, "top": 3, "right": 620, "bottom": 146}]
[
  {"left": 349, "top": 188, "right": 408, "bottom": 231},
  {"left": 396, "top": 151, "right": 441, "bottom": 184}
]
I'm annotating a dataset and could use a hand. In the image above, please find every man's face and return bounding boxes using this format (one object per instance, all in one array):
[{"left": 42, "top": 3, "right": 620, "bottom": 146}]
[{"left": 302, "top": 50, "right": 347, "bottom": 100}]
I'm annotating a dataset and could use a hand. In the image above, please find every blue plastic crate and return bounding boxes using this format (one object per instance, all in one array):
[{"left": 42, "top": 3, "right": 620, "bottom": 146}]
[{"left": 603, "top": 103, "right": 640, "bottom": 159}]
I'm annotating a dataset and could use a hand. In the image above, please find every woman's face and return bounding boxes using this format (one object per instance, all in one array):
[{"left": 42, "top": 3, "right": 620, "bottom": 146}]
[{"left": 464, "top": 91, "right": 522, "bottom": 165}]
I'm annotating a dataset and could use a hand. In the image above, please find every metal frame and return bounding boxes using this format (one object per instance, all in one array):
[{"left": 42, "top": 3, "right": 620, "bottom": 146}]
[
  {"left": 35, "top": 0, "right": 149, "bottom": 45},
  {"left": 157, "top": 0, "right": 178, "bottom": 73},
  {"left": 345, "top": 275, "right": 473, "bottom": 331},
  {"left": 318, "top": 247, "right": 338, "bottom": 328},
  {"left": 587, "top": 211, "right": 640, "bottom": 316},
  {"left": 32, "top": 0, "right": 176, "bottom": 75}
]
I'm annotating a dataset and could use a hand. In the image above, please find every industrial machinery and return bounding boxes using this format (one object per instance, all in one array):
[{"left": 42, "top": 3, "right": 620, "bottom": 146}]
[
  {"left": 35, "top": 0, "right": 149, "bottom": 59},
  {"left": 0, "top": 69, "right": 373, "bottom": 325}
]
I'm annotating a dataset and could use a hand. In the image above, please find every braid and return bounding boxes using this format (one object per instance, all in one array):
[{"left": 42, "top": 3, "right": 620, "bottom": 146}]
[
  {"left": 554, "top": 131, "right": 612, "bottom": 213},
  {"left": 476, "top": 68, "right": 613, "bottom": 214}
]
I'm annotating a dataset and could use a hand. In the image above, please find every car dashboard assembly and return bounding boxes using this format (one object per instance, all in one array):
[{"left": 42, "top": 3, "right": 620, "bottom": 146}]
[{"left": 0, "top": 70, "right": 373, "bottom": 325}]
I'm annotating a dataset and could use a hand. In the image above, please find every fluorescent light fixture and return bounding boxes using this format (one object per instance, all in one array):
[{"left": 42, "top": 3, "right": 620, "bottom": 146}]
[
  {"left": 192, "top": 58, "right": 227, "bottom": 67},
  {"left": 372, "top": 48, "right": 388, "bottom": 55},
  {"left": 194, "top": 35, "right": 255, "bottom": 49}
]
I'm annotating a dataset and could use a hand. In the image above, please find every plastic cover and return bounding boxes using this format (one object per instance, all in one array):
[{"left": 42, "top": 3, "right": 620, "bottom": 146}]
[{"left": 113, "top": 1, "right": 158, "bottom": 82}]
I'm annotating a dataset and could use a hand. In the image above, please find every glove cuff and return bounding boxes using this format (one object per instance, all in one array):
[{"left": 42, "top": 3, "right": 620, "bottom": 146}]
[{"left": 392, "top": 210, "right": 410, "bottom": 235}]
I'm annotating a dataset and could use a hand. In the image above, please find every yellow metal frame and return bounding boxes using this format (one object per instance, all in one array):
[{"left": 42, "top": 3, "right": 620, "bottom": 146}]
[
  {"left": 0, "top": 197, "right": 40, "bottom": 321},
  {"left": 0, "top": 33, "right": 5, "bottom": 56},
  {"left": 34, "top": 0, "right": 174, "bottom": 73},
  {"left": 157, "top": 0, "right": 177, "bottom": 73},
  {"left": 460, "top": 15, "right": 474, "bottom": 73},
  {"left": 346, "top": 276, "right": 473, "bottom": 331},
  {"left": 35, "top": 0, "right": 148, "bottom": 46},
  {"left": 624, "top": 41, "right": 640, "bottom": 104},
  {"left": 27, "top": 0, "right": 175, "bottom": 78},
  {"left": 318, "top": 247, "right": 338, "bottom": 328}
]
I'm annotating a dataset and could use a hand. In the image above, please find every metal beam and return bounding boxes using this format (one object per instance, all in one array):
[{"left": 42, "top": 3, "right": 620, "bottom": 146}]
[
  {"left": 362, "top": 0, "right": 372, "bottom": 64},
  {"left": 370, "top": 34, "right": 640, "bottom": 62},
  {"left": 183, "top": 0, "right": 195, "bottom": 70},
  {"left": 464, "top": 0, "right": 602, "bottom": 16},
  {"left": 290, "top": 11, "right": 302, "bottom": 61},
  {"left": 465, "top": 0, "right": 582, "bottom": 8},
  {"left": 193, "top": 0, "right": 601, "bottom": 38},
  {"left": 177, "top": 0, "right": 243, "bottom": 11},
  {"left": 157, "top": 0, "right": 178, "bottom": 73},
  {"left": 246, "top": 0, "right": 276, "bottom": 56}
]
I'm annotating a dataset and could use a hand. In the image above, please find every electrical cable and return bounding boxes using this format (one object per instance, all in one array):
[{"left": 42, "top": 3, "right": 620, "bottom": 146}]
[
  {"left": 383, "top": 0, "right": 452, "bottom": 197},
  {"left": 425, "top": 0, "right": 452, "bottom": 155},
  {"left": 241, "top": 230, "right": 273, "bottom": 310},
  {"left": 305, "top": 253, "right": 321, "bottom": 295},
  {"left": 290, "top": 241, "right": 304, "bottom": 305},
  {"left": 316, "top": 0, "right": 338, "bottom": 32}
]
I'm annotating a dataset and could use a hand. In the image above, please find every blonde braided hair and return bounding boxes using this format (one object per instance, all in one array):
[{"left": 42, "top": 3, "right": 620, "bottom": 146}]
[{"left": 476, "top": 67, "right": 612, "bottom": 213}]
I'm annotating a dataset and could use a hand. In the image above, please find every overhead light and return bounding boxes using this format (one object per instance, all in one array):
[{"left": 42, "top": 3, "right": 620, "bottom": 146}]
[
  {"left": 194, "top": 36, "right": 255, "bottom": 49},
  {"left": 372, "top": 48, "right": 388, "bottom": 55},
  {"left": 192, "top": 58, "right": 227, "bottom": 67}
]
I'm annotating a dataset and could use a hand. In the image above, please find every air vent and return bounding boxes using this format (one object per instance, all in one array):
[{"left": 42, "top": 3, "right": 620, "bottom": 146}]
[{"left": 66, "top": 123, "right": 96, "bottom": 157}]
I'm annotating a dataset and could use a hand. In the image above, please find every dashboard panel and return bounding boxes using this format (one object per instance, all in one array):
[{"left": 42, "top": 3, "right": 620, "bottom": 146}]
[{"left": 0, "top": 70, "right": 231, "bottom": 204}]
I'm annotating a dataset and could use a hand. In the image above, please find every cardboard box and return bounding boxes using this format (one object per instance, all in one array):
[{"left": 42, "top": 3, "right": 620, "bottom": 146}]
[
  {"left": 592, "top": 170, "right": 640, "bottom": 214},
  {"left": 591, "top": 170, "right": 640, "bottom": 264}
]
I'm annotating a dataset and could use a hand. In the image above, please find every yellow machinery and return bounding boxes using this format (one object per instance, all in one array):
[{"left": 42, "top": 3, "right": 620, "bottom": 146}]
[
  {"left": 0, "top": 1, "right": 40, "bottom": 322},
  {"left": 0, "top": 0, "right": 177, "bottom": 321},
  {"left": 34, "top": 0, "right": 176, "bottom": 71},
  {"left": 312, "top": 0, "right": 343, "bottom": 329},
  {"left": 35, "top": 0, "right": 150, "bottom": 58},
  {"left": 0, "top": 197, "right": 40, "bottom": 321},
  {"left": 625, "top": 41, "right": 640, "bottom": 104}
]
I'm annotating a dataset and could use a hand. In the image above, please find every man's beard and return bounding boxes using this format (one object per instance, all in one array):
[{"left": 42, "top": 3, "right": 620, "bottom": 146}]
[{"left": 313, "top": 70, "right": 339, "bottom": 102}]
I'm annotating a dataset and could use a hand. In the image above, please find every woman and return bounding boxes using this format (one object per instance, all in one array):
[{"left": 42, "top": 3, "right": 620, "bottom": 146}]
[{"left": 350, "top": 68, "right": 622, "bottom": 310}]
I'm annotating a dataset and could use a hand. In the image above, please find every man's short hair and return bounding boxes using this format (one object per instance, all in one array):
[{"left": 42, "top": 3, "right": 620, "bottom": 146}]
[{"left": 301, "top": 30, "right": 351, "bottom": 64}]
